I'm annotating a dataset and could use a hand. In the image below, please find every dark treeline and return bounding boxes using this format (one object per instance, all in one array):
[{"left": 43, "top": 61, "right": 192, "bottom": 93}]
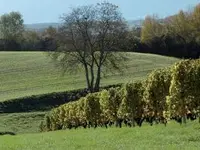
[
  {"left": 0, "top": 28, "right": 57, "bottom": 51},
  {"left": 1, "top": 4, "right": 200, "bottom": 59},
  {"left": 0, "top": 12, "right": 57, "bottom": 51}
]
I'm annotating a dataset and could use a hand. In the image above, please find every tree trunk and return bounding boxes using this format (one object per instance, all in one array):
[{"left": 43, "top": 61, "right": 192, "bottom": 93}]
[
  {"left": 199, "top": 116, "right": 200, "bottom": 124},
  {"left": 183, "top": 115, "right": 187, "bottom": 124},
  {"left": 94, "top": 65, "right": 101, "bottom": 92},
  {"left": 90, "top": 65, "right": 95, "bottom": 92},
  {"left": 132, "top": 113, "right": 135, "bottom": 127},
  {"left": 83, "top": 63, "right": 91, "bottom": 91},
  {"left": 198, "top": 109, "right": 200, "bottom": 123},
  {"left": 4, "top": 40, "right": 6, "bottom": 51},
  {"left": 197, "top": 97, "right": 200, "bottom": 123}
]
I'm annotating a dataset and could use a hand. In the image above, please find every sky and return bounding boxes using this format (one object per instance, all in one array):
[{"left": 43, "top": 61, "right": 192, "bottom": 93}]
[{"left": 0, "top": 0, "right": 199, "bottom": 24}]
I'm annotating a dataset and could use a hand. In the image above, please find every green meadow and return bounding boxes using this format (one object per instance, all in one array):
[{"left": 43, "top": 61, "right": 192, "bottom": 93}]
[
  {"left": 0, "top": 52, "right": 178, "bottom": 101},
  {"left": 0, "top": 121, "right": 199, "bottom": 150}
]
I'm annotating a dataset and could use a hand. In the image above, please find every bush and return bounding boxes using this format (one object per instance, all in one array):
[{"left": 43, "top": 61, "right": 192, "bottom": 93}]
[
  {"left": 168, "top": 60, "right": 200, "bottom": 123},
  {"left": 39, "top": 60, "right": 200, "bottom": 132},
  {"left": 143, "top": 68, "right": 171, "bottom": 120},
  {"left": 117, "top": 81, "right": 145, "bottom": 126}
]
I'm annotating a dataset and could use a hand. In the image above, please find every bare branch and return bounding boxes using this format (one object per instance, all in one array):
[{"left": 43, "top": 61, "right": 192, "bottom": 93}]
[{"left": 50, "top": 2, "right": 129, "bottom": 92}]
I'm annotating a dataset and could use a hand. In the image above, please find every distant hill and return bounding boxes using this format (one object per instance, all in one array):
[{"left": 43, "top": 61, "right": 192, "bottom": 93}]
[
  {"left": 25, "top": 20, "right": 144, "bottom": 31},
  {"left": 127, "top": 20, "right": 144, "bottom": 28},
  {"left": 25, "top": 23, "right": 60, "bottom": 31}
]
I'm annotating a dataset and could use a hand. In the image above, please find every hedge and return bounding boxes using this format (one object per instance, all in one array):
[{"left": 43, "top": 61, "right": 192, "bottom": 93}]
[{"left": 0, "top": 84, "right": 122, "bottom": 113}]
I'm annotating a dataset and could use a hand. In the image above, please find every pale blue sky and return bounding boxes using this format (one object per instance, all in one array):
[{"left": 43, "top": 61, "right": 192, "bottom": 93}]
[{"left": 0, "top": 0, "right": 199, "bottom": 24}]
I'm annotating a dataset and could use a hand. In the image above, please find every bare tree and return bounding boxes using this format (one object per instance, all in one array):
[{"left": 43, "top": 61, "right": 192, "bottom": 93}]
[{"left": 50, "top": 2, "right": 128, "bottom": 92}]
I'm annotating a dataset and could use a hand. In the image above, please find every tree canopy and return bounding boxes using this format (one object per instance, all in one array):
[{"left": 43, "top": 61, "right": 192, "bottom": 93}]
[
  {"left": 50, "top": 2, "right": 128, "bottom": 92},
  {"left": 0, "top": 12, "right": 24, "bottom": 42}
]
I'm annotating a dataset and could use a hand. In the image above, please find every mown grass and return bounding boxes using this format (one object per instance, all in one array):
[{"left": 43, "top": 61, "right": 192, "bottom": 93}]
[
  {"left": 0, "top": 112, "right": 46, "bottom": 134},
  {"left": 0, "top": 121, "right": 200, "bottom": 150},
  {"left": 0, "top": 52, "right": 178, "bottom": 101}
]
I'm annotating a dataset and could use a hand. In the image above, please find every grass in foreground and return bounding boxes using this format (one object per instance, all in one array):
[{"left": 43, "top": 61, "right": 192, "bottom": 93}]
[
  {"left": 0, "top": 121, "right": 200, "bottom": 150},
  {"left": 0, "top": 52, "right": 178, "bottom": 101}
]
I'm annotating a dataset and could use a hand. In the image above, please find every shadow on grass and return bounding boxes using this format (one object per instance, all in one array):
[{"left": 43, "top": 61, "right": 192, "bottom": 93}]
[{"left": 0, "top": 131, "right": 16, "bottom": 136}]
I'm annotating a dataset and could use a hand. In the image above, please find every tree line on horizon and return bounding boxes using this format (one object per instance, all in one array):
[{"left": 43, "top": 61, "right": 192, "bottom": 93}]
[
  {"left": 140, "top": 3, "right": 200, "bottom": 58},
  {"left": 0, "top": 3, "right": 200, "bottom": 59},
  {"left": 0, "top": 12, "right": 57, "bottom": 51}
]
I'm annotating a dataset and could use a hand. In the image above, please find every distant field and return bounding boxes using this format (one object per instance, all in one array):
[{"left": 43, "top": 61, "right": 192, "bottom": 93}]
[
  {"left": 0, "top": 52, "right": 178, "bottom": 101},
  {"left": 0, "top": 121, "right": 200, "bottom": 150}
]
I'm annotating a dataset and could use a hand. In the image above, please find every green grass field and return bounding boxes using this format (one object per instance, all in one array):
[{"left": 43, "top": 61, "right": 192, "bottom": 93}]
[
  {"left": 0, "top": 52, "right": 178, "bottom": 101},
  {"left": 1, "top": 52, "right": 200, "bottom": 150},
  {"left": 0, "top": 112, "right": 46, "bottom": 134},
  {"left": 0, "top": 121, "right": 200, "bottom": 150}
]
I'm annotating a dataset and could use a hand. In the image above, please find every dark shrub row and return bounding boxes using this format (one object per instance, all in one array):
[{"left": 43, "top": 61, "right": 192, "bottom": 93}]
[
  {"left": 0, "top": 84, "right": 122, "bottom": 113},
  {"left": 0, "top": 132, "right": 16, "bottom": 136}
]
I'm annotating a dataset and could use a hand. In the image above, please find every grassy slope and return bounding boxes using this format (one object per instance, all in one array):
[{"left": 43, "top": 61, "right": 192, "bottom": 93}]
[
  {"left": 0, "top": 52, "right": 199, "bottom": 150},
  {"left": 0, "top": 112, "right": 46, "bottom": 134},
  {"left": 0, "top": 52, "right": 178, "bottom": 101},
  {"left": 0, "top": 121, "right": 200, "bottom": 150}
]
